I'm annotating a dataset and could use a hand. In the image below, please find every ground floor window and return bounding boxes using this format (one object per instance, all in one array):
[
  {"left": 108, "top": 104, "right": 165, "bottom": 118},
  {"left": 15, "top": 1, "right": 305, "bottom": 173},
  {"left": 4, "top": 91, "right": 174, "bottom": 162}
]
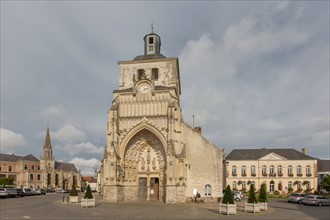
[
  {"left": 270, "top": 181, "right": 275, "bottom": 192},
  {"left": 204, "top": 184, "right": 212, "bottom": 196}
]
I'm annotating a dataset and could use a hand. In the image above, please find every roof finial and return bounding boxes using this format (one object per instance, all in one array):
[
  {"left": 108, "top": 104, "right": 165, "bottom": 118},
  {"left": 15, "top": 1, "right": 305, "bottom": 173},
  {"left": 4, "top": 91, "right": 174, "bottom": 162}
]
[{"left": 151, "top": 21, "right": 154, "bottom": 33}]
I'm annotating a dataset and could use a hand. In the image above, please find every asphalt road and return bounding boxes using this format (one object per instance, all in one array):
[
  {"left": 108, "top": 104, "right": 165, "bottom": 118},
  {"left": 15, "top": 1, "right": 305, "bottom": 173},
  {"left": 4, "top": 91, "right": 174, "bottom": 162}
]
[{"left": 0, "top": 193, "right": 329, "bottom": 220}]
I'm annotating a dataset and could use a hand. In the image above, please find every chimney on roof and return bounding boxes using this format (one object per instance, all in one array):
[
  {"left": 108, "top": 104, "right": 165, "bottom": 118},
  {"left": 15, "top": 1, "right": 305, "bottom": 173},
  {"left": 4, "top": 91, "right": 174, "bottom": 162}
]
[
  {"left": 302, "top": 148, "right": 307, "bottom": 155},
  {"left": 194, "top": 126, "right": 202, "bottom": 134}
]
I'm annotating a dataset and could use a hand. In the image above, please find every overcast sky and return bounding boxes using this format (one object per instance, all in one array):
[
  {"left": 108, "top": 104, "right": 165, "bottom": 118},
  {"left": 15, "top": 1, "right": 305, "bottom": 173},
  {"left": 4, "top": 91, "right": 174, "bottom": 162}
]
[{"left": 1, "top": 1, "right": 329, "bottom": 176}]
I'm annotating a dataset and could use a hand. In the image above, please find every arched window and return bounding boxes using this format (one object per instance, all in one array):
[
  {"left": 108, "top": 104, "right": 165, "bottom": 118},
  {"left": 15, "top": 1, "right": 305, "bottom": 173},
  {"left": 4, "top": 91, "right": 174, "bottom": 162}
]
[
  {"left": 251, "top": 165, "right": 256, "bottom": 175},
  {"left": 288, "top": 181, "right": 292, "bottom": 189},
  {"left": 241, "top": 165, "right": 246, "bottom": 176},
  {"left": 270, "top": 165, "right": 274, "bottom": 174},
  {"left": 262, "top": 165, "right": 267, "bottom": 174},
  {"left": 277, "top": 165, "right": 282, "bottom": 174},
  {"left": 297, "top": 165, "right": 302, "bottom": 175},
  {"left": 233, "top": 181, "right": 237, "bottom": 190},
  {"left": 29, "top": 174, "right": 33, "bottom": 180},
  {"left": 306, "top": 165, "right": 311, "bottom": 175},
  {"left": 204, "top": 184, "right": 212, "bottom": 196},
  {"left": 242, "top": 181, "right": 246, "bottom": 190},
  {"left": 232, "top": 166, "right": 237, "bottom": 175},
  {"left": 37, "top": 174, "right": 41, "bottom": 181},
  {"left": 288, "top": 165, "right": 292, "bottom": 175}
]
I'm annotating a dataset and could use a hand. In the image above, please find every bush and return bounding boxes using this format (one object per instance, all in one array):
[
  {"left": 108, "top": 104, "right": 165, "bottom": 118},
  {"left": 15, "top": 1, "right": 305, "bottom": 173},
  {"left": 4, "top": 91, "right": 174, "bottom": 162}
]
[
  {"left": 222, "top": 185, "right": 234, "bottom": 204},
  {"left": 70, "top": 184, "right": 78, "bottom": 197},
  {"left": 84, "top": 185, "right": 93, "bottom": 199},
  {"left": 258, "top": 183, "right": 268, "bottom": 203},
  {"left": 247, "top": 184, "right": 258, "bottom": 203}
]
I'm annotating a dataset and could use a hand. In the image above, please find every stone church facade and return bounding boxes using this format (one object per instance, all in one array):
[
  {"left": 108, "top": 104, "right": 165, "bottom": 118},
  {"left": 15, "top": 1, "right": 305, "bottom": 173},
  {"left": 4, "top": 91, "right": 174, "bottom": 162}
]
[
  {"left": 101, "top": 31, "right": 225, "bottom": 203},
  {"left": 0, "top": 128, "right": 81, "bottom": 190}
]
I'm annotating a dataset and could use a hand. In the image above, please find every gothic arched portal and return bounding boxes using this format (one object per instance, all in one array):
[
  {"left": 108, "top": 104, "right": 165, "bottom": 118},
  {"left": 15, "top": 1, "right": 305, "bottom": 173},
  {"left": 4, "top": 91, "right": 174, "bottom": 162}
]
[{"left": 123, "top": 129, "right": 166, "bottom": 201}]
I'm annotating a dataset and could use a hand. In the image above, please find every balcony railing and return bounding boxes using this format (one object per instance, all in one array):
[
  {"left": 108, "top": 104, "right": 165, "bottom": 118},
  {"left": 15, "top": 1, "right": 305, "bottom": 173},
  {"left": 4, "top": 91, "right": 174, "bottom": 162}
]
[
  {"left": 269, "top": 173, "right": 276, "bottom": 177},
  {"left": 297, "top": 173, "right": 303, "bottom": 177}
]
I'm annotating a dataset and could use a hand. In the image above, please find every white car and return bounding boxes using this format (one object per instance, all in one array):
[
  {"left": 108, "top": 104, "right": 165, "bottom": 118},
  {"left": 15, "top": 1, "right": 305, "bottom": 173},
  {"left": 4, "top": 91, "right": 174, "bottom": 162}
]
[{"left": 0, "top": 188, "right": 8, "bottom": 198}]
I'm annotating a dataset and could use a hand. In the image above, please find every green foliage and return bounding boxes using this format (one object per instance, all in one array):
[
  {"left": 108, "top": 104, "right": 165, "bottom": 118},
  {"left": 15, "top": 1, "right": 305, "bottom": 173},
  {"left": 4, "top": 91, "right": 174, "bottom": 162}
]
[
  {"left": 0, "top": 178, "right": 14, "bottom": 186},
  {"left": 247, "top": 184, "right": 258, "bottom": 203},
  {"left": 84, "top": 185, "right": 93, "bottom": 199},
  {"left": 321, "top": 175, "right": 330, "bottom": 191},
  {"left": 70, "top": 184, "right": 78, "bottom": 196},
  {"left": 258, "top": 183, "right": 268, "bottom": 203},
  {"left": 222, "top": 185, "right": 234, "bottom": 204}
]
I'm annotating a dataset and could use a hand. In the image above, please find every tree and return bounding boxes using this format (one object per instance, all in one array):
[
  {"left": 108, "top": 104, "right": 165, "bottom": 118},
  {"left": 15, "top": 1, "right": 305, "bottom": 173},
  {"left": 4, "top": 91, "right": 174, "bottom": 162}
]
[
  {"left": 258, "top": 183, "right": 268, "bottom": 203},
  {"left": 321, "top": 174, "right": 330, "bottom": 191},
  {"left": 84, "top": 185, "right": 93, "bottom": 199},
  {"left": 70, "top": 184, "right": 78, "bottom": 197},
  {"left": 222, "top": 185, "right": 234, "bottom": 204},
  {"left": 247, "top": 184, "right": 258, "bottom": 203},
  {"left": 0, "top": 178, "right": 14, "bottom": 187}
]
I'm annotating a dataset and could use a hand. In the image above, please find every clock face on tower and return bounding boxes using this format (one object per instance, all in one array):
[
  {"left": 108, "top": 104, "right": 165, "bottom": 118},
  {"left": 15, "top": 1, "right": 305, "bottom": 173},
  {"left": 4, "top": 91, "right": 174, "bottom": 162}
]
[{"left": 138, "top": 82, "right": 150, "bottom": 94}]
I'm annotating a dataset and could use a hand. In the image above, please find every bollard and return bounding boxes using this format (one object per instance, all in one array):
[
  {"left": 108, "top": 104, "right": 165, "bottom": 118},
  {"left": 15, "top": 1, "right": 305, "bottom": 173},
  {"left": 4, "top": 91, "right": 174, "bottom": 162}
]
[{"left": 62, "top": 196, "right": 65, "bottom": 203}]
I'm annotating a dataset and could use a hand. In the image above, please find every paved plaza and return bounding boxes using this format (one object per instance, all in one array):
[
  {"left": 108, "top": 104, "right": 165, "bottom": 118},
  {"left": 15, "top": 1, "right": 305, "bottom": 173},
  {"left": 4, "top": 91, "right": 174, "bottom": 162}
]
[{"left": 1, "top": 193, "right": 330, "bottom": 219}]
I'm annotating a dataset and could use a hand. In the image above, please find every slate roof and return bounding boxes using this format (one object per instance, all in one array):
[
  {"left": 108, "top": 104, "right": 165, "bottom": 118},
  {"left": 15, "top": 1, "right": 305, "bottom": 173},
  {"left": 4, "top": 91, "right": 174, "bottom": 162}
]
[
  {"left": 226, "top": 148, "right": 317, "bottom": 160},
  {"left": 19, "top": 154, "right": 39, "bottom": 162},
  {"left": 55, "top": 161, "right": 79, "bottom": 173},
  {"left": 0, "top": 153, "right": 22, "bottom": 162},
  {"left": 318, "top": 160, "right": 330, "bottom": 172},
  {"left": 133, "top": 54, "right": 166, "bottom": 61}
]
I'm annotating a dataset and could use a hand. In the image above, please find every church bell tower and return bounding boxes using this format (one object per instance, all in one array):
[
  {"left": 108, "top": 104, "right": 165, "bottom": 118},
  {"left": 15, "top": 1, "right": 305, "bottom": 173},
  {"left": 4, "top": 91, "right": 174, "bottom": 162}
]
[{"left": 102, "top": 28, "right": 186, "bottom": 203}]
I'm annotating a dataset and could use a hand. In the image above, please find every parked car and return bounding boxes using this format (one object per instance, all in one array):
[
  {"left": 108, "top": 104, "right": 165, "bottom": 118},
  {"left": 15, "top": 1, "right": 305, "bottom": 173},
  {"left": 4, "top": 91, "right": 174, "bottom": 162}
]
[
  {"left": 303, "top": 195, "right": 330, "bottom": 207},
  {"left": 287, "top": 193, "right": 306, "bottom": 204},
  {"left": 0, "top": 188, "right": 8, "bottom": 198},
  {"left": 4, "top": 188, "right": 17, "bottom": 198},
  {"left": 46, "top": 188, "right": 56, "bottom": 193},
  {"left": 233, "top": 191, "right": 244, "bottom": 200},
  {"left": 15, "top": 188, "right": 24, "bottom": 197},
  {"left": 35, "top": 188, "right": 46, "bottom": 195},
  {"left": 22, "top": 188, "right": 33, "bottom": 196},
  {"left": 233, "top": 192, "right": 241, "bottom": 201},
  {"left": 31, "top": 189, "right": 41, "bottom": 196}
]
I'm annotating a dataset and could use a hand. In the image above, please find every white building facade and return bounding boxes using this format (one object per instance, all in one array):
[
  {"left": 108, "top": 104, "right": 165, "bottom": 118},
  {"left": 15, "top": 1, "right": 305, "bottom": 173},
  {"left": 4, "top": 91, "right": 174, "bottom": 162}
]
[{"left": 226, "top": 148, "right": 318, "bottom": 194}]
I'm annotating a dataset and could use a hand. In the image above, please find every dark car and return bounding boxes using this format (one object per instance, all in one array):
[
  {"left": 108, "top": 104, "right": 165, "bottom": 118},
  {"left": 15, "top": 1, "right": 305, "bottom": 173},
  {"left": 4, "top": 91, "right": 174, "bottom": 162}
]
[
  {"left": 4, "top": 188, "right": 17, "bottom": 198},
  {"left": 35, "top": 188, "right": 46, "bottom": 195},
  {"left": 15, "top": 188, "right": 24, "bottom": 197}
]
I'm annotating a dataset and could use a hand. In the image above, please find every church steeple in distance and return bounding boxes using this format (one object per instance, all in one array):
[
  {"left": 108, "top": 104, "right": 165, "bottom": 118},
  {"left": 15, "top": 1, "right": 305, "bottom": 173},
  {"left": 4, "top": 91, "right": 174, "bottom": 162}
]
[{"left": 41, "top": 127, "right": 54, "bottom": 160}]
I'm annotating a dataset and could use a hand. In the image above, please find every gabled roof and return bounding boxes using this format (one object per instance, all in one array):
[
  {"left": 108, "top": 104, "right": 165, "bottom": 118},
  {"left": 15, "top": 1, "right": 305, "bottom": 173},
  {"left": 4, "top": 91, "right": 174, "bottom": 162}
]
[
  {"left": 82, "top": 176, "right": 96, "bottom": 182},
  {"left": 19, "top": 154, "right": 39, "bottom": 162},
  {"left": 226, "top": 148, "right": 316, "bottom": 160},
  {"left": 0, "top": 153, "right": 22, "bottom": 162},
  {"left": 318, "top": 160, "right": 330, "bottom": 172},
  {"left": 55, "top": 161, "right": 78, "bottom": 173}
]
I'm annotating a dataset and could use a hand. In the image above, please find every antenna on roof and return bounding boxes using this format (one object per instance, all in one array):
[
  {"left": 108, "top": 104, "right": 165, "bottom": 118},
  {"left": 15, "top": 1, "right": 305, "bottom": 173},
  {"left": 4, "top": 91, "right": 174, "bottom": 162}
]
[
  {"left": 193, "top": 114, "right": 195, "bottom": 128},
  {"left": 151, "top": 20, "right": 154, "bottom": 33}
]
